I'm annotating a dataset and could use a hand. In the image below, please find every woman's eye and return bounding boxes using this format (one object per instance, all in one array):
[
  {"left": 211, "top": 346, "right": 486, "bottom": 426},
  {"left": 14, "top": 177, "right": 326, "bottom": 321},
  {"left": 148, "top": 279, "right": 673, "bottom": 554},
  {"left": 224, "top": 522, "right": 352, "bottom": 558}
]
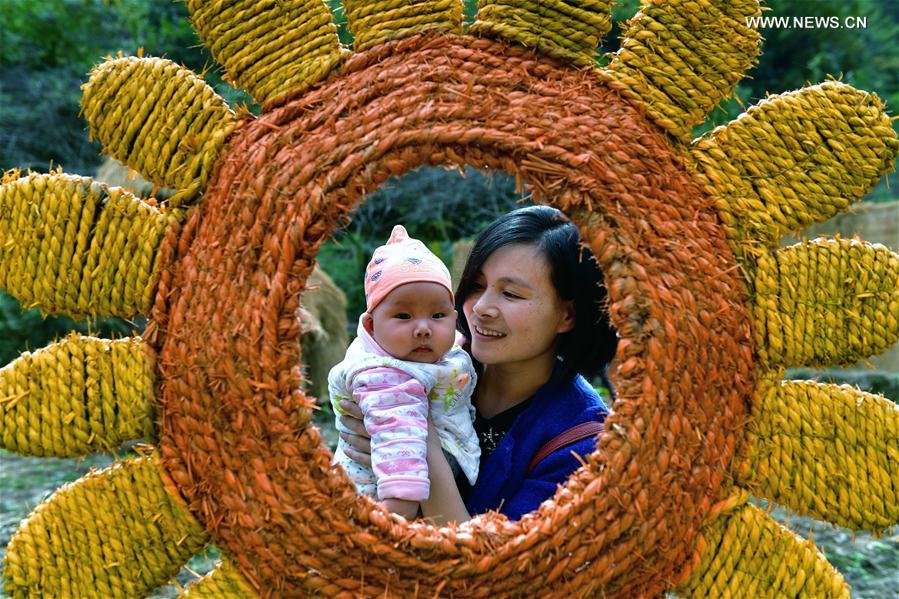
[{"left": 503, "top": 291, "right": 521, "bottom": 299}]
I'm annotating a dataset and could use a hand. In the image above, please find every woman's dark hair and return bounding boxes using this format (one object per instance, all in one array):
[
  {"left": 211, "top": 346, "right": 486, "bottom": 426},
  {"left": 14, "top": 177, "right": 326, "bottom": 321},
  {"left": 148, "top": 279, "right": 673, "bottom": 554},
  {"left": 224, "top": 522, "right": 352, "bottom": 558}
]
[{"left": 455, "top": 205, "right": 617, "bottom": 383}]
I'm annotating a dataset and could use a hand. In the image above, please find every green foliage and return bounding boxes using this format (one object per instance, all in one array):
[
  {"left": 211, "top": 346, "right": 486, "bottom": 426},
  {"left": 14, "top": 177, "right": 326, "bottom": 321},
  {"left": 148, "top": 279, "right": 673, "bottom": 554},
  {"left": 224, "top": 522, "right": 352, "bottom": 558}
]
[
  {"left": 0, "top": 291, "right": 137, "bottom": 367},
  {"left": 688, "top": 0, "right": 899, "bottom": 143},
  {"left": 692, "top": 0, "right": 899, "bottom": 201},
  {"left": 751, "top": 0, "right": 899, "bottom": 110},
  {"left": 326, "top": 0, "right": 352, "bottom": 46},
  {"left": 824, "top": 539, "right": 899, "bottom": 597},
  {"left": 0, "top": 0, "right": 231, "bottom": 173}
]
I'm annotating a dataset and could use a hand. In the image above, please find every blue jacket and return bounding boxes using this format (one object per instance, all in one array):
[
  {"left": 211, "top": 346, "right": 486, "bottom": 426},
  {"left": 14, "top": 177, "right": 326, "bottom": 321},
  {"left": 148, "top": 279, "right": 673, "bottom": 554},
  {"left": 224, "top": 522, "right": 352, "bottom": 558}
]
[{"left": 464, "top": 372, "right": 609, "bottom": 520}]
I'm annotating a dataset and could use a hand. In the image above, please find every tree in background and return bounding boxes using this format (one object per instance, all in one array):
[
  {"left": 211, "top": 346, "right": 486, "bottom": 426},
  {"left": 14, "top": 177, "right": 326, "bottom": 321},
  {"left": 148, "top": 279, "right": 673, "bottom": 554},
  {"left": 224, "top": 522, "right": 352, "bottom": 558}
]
[
  {"left": 0, "top": 0, "right": 207, "bottom": 173},
  {"left": 693, "top": 1, "right": 899, "bottom": 152}
]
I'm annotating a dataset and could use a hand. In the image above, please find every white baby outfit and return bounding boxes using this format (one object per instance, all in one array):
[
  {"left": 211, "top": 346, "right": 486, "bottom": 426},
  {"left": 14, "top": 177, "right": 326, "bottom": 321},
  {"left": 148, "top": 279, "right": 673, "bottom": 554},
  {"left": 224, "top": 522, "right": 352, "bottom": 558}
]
[{"left": 329, "top": 323, "right": 479, "bottom": 501}]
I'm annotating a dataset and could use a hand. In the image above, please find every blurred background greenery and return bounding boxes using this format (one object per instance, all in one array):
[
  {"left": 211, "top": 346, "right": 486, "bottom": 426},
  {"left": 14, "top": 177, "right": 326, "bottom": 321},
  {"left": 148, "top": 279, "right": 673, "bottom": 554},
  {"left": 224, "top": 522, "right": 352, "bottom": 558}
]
[{"left": 0, "top": 0, "right": 897, "bottom": 596}]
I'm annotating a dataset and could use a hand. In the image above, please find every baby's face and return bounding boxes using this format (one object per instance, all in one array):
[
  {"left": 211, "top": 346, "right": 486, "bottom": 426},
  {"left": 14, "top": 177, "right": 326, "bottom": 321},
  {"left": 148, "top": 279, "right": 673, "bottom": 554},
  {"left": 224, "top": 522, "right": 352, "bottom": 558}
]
[{"left": 367, "top": 282, "right": 457, "bottom": 363}]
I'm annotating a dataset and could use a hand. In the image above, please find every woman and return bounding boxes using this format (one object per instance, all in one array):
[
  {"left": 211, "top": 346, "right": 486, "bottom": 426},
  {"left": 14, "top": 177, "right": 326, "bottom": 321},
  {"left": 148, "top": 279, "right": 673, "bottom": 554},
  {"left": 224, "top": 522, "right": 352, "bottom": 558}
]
[{"left": 339, "top": 205, "right": 618, "bottom": 522}]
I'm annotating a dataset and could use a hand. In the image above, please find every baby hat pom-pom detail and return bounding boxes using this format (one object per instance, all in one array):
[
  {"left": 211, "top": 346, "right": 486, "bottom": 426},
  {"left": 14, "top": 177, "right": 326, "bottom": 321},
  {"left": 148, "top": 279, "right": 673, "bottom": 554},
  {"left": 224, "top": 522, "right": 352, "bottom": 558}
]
[{"left": 387, "top": 224, "right": 410, "bottom": 244}]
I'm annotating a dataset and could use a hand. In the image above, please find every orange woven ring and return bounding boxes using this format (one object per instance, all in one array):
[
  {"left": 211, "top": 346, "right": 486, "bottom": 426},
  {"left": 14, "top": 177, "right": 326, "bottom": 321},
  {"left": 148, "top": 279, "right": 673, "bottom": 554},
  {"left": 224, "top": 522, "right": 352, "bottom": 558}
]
[{"left": 151, "top": 35, "right": 754, "bottom": 597}]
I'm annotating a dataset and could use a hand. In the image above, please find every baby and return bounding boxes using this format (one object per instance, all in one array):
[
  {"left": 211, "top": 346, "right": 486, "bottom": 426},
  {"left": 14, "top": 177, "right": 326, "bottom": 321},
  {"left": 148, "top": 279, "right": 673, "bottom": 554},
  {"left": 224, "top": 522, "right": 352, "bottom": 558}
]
[{"left": 328, "top": 225, "right": 480, "bottom": 518}]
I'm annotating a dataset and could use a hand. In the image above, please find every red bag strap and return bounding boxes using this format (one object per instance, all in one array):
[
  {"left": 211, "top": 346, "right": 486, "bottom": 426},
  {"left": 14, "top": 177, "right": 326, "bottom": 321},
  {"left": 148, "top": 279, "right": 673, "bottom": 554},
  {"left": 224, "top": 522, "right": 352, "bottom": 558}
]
[{"left": 526, "top": 421, "right": 604, "bottom": 476}]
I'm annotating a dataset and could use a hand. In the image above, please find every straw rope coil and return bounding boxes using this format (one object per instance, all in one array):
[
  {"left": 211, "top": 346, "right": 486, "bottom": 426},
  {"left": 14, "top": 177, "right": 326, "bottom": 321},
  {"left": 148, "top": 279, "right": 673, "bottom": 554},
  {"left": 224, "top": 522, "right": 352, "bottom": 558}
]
[
  {"left": 691, "top": 82, "right": 899, "bottom": 260},
  {"left": 81, "top": 57, "right": 240, "bottom": 208},
  {"left": 753, "top": 238, "right": 899, "bottom": 368},
  {"left": 675, "top": 498, "right": 849, "bottom": 597},
  {"left": 186, "top": 0, "right": 347, "bottom": 108},
  {"left": 602, "top": 0, "right": 761, "bottom": 140},
  {"left": 470, "top": 0, "right": 613, "bottom": 66},
  {"left": 739, "top": 380, "right": 899, "bottom": 533},
  {"left": 151, "top": 33, "right": 754, "bottom": 597},
  {"left": 180, "top": 559, "right": 256, "bottom": 598},
  {"left": 2, "top": 455, "right": 208, "bottom": 598},
  {"left": 0, "top": 334, "right": 155, "bottom": 457},
  {"left": 346, "top": 0, "right": 462, "bottom": 51},
  {"left": 0, "top": 173, "right": 169, "bottom": 319}
]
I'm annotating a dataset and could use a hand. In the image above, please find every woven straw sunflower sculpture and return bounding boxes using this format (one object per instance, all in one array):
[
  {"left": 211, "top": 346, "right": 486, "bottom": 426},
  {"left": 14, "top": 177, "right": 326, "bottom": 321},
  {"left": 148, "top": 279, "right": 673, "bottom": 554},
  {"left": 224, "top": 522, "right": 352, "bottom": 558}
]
[{"left": 1, "top": 0, "right": 897, "bottom": 596}]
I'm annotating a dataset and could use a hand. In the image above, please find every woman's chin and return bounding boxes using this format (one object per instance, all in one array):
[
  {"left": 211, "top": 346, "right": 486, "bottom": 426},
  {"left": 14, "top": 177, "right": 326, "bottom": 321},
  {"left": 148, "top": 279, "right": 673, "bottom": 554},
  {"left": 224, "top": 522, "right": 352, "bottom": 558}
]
[{"left": 470, "top": 337, "right": 507, "bottom": 362}]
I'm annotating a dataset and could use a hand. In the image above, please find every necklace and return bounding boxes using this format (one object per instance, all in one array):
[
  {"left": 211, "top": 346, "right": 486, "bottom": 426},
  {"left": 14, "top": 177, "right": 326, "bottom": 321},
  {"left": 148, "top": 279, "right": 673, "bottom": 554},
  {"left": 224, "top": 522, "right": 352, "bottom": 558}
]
[{"left": 475, "top": 396, "right": 535, "bottom": 459}]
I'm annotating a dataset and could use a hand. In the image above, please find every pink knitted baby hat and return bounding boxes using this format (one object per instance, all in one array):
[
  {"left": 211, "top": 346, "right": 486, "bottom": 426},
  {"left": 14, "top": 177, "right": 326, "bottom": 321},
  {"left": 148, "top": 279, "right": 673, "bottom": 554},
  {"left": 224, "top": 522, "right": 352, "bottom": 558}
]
[{"left": 364, "top": 225, "right": 453, "bottom": 312}]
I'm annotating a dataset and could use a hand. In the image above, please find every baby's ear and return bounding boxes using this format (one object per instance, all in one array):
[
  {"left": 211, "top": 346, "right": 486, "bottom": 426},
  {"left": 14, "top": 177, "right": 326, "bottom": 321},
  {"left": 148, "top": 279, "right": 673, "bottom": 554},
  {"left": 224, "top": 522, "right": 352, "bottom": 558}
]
[{"left": 361, "top": 312, "right": 374, "bottom": 334}]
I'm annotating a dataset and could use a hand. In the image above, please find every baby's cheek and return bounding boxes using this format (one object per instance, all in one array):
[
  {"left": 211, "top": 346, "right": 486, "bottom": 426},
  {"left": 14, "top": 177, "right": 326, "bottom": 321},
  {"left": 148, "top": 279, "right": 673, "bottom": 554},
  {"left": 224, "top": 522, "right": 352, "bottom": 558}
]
[{"left": 439, "top": 323, "right": 458, "bottom": 352}]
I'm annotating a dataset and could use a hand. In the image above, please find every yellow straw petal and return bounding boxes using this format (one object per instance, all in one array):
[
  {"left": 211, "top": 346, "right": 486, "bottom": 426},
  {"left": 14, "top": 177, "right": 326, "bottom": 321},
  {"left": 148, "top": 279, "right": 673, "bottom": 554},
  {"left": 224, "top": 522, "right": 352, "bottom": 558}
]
[
  {"left": 180, "top": 558, "right": 257, "bottom": 598},
  {"left": 675, "top": 499, "right": 849, "bottom": 598},
  {"left": 753, "top": 238, "right": 899, "bottom": 368},
  {"left": 0, "top": 334, "right": 155, "bottom": 457},
  {"left": 470, "top": 0, "right": 613, "bottom": 66},
  {"left": 691, "top": 81, "right": 899, "bottom": 251},
  {"left": 186, "top": 0, "right": 346, "bottom": 107},
  {"left": 81, "top": 57, "right": 240, "bottom": 207},
  {"left": 346, "top": 0, "right": 462, "bottom": 51},
  {"left": 2, "top": 455, "right": 208, "bottom": 598},
  {"left": 0, "top": 173, "right": 172, "bottom": 319},
  {"left": 739, "top": 380, "right": 898, "bottom": 533},
  {"left": 603, "top": 0, "right": 761, "bottom": 140}
]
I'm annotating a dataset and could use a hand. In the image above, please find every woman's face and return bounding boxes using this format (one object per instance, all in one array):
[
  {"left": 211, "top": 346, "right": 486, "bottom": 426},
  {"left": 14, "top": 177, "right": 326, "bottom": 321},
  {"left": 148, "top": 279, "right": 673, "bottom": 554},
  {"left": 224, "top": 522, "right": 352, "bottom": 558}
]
[{"left": 462, "top": 243, "right": 575, "bottom": 371}]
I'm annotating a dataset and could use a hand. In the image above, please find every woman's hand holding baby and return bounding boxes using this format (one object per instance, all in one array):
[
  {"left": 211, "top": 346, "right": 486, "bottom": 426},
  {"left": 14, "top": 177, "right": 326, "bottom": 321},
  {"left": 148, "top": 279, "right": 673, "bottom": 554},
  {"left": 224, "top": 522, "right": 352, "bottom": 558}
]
[
  {"left": 338, "top": 399, "right": 372, "bottom": 468},
  {"left": 420, "top": 419, "right": 471, "bottom": 524}
]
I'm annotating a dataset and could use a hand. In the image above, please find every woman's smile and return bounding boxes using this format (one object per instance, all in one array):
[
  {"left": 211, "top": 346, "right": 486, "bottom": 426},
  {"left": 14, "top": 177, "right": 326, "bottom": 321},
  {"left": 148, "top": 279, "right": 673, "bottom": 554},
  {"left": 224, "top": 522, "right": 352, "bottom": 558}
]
[{"left": 473, "top": 324, "right": 506, "bottom": 339}]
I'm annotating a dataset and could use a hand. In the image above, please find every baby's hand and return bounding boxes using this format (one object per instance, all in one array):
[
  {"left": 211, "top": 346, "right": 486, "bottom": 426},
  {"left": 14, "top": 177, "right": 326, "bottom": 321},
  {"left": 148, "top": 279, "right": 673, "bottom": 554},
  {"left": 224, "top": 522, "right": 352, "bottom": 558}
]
[{"left": 382, "top": 498, "right": 419, "bottom": 519}]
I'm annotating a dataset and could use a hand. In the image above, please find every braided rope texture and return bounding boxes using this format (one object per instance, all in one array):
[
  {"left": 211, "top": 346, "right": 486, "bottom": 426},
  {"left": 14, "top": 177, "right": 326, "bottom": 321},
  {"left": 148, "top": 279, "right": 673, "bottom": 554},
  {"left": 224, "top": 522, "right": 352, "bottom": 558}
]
[
  {"left": 675, "top": 500, "right": 849, "bottom": 597},
  {"left": 180, "top": 559, "right": 256, "bottom": 598},
  {"left": 691, "top": 82, "right": 898, "bottom": 256},
  {"left": 603, "top": 0, "right": 761, "bottom": 139},
  {"left": 81, "top": 57, "right": 240, "bottom": 207},
  {"left": 186, "top": 0, "right": 346, "bottom": 107},
  {"left": 3, "top": 455, "right": 208, "bottom": 598},
  {"left": 0, "top": 334, "right": 155, "bottom": 457},
  {"left": 740, "top": 381, "right": 899, "bottom": 533},
  {"left": 470, "top": 0, "right": 612, "bottom": 66},
  {"left": 346, "top": 0, "right": 462, "bottom": 51},
  {"left": 149, "top": 33, "right": 753, "bottom": 597},
  {"left": 0, "top": 173, "right": 169, "bottom": 318},
  {"left": 753, "top": 238, "right": 899, "bottom": 368}
]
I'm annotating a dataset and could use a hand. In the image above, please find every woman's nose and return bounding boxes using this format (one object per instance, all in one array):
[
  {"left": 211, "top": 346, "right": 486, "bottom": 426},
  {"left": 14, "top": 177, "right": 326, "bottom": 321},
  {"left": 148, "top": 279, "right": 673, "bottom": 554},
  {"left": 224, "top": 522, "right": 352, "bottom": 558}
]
[{"left": 473, "top": 292, "right": 498, "bottom": 318}]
